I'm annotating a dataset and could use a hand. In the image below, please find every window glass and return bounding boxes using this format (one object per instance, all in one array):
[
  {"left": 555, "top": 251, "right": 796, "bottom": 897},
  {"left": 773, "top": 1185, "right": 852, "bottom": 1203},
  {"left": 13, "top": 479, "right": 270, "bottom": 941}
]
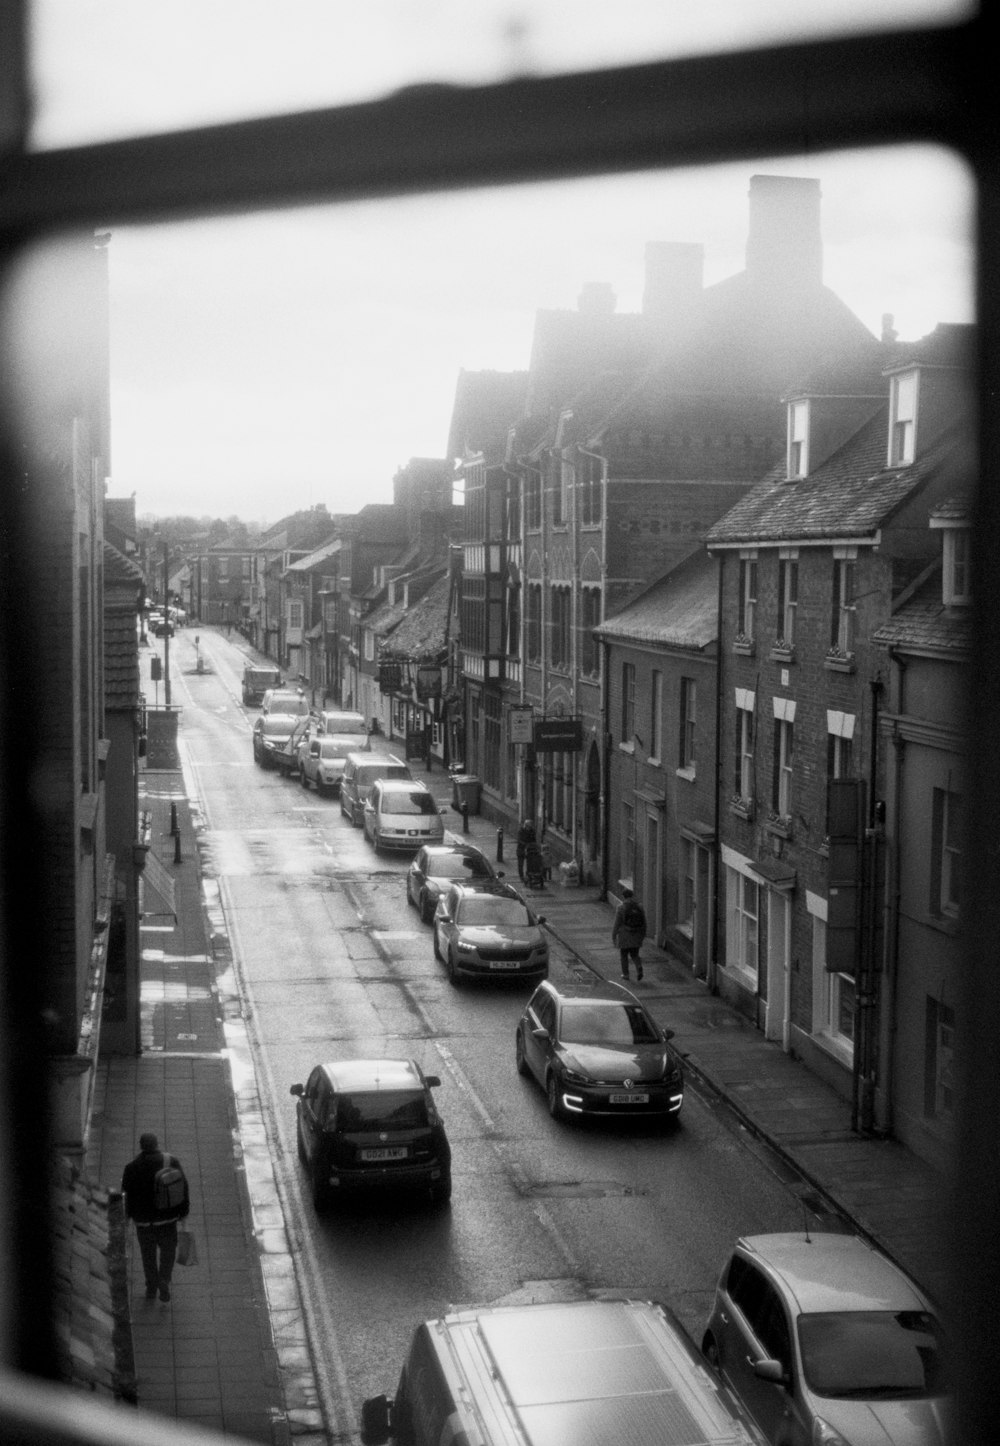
[
  {"left": 335, "top": 1090, "right": 428, "bottom": 1132},
  {"left": 797, "top": 1310, "right": 946, "bottom": 1397},
  {"left": 29, "top": 1, "right": 972, "bottom": 150}
]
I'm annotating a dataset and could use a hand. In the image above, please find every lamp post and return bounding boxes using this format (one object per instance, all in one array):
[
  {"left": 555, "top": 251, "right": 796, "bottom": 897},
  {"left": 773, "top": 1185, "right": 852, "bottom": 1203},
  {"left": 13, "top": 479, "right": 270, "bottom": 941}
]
[{"left": 162, "top": 537, "right": 171, "bottom": 707}]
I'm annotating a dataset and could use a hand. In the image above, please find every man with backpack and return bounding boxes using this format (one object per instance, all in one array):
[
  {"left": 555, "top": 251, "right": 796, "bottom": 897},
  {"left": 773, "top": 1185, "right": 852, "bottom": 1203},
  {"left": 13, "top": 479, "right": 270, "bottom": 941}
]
[
  {"left": 121, "top": 1131, "right": 190, "bottom": 1302},
  {"left": 612, "top": 888, "right": 647, "bottom": 982}
]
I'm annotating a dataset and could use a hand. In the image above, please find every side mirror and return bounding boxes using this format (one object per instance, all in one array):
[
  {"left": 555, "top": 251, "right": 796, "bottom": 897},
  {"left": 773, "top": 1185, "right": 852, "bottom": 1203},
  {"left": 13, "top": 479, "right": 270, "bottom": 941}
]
[
  {"left": 424, "top": 1075, "right": 441, "bottom": 1088},
  {"left": 532, "top": 1027, "right": 550, "bottom": 1041},
  {"left": 754, "top": 1359, "right": 788, "bottom": 1388},
  {"left": 536, "top": 915, "right": 547, "bottom": 925},
  {"left": 663, "top": 1028, "right": 675, "bottom": 1041},
  {"left": 290, "top": 1083, "right": 304, "bottom": 1097}
]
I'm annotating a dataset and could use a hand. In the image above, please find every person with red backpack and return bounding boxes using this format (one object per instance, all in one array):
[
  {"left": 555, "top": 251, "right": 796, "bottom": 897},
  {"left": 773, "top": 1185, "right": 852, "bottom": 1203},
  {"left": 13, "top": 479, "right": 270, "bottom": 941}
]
[
  {"left": 121, "top": 1131, "right": 190, "bottom": 1302},
  {"left": 612, "top": 888, "right": 647, "bottom": 982}
]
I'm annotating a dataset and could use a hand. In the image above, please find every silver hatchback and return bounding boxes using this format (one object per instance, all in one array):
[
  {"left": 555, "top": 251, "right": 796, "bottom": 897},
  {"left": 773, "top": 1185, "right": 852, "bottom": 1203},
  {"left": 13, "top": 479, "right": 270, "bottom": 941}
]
[{"left": 702, "top": 1233, "right": 948, "bottom": 1446}]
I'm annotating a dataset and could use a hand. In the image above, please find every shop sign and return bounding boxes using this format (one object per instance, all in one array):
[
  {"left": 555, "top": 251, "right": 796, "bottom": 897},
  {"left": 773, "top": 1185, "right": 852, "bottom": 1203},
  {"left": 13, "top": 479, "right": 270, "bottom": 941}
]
[
  {"left": 379, "top": 661, "right": 403, "bottom": 691},
  {"left": 416, "top": 666, "right": 442, "bottom": 700},
  {"left": 533, "top": 716, "right": 583, "bottom": 752},
  {"left": 509, "top": 704, "right": 534, "bottom": 744}
]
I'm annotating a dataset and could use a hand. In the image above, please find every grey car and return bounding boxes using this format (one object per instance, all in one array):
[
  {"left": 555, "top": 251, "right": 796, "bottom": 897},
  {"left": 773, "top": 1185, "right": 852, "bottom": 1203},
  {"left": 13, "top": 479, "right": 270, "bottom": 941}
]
[
  {"left": 702, "top": 1232, "right": 948, "bottom": 1446},
  {"left": 406, "top": 842, "right": 499, "bottom": 923}
]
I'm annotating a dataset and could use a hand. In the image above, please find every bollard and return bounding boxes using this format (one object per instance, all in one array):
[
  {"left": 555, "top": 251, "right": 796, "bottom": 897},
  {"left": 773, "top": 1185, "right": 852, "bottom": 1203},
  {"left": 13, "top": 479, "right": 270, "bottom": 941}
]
[
  {"left": 461, "top": 802, "right": 469, "bottom": 835},
  {"left": 170, "top": 802, "right": 179, "bottom": 836},
  {"left": 496, "top": 827, "right": 504, "bottom": 864},
  {"left": 173, "top": 829, "right": 182, "bottom": 864}
]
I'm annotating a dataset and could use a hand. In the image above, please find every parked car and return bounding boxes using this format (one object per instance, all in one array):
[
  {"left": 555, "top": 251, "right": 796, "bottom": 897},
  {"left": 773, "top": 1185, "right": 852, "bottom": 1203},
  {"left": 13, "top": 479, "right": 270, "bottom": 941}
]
[
  {"left": 242, "top": 664, "right": 282, "bottom": 706},
  {"left": 406, "top": 843, "right": 500, "bottom": 923},
  {"left": 701, "top": 1232, "right": 949, "bottom": 1446},
  {"left": 361, "top": 1297, "right": 767, "bottom": 1446},
  {"left": 363, "top": 779, "right": 445, "bottom": 852},
  {"left": 261, "top": 686, "right": 310, "bottom": 716},
  {"left": 297, "top": 733, "right": 365, "bottom": 796},
  {"left": 252, "top": 711, "right": 304, "bottom": 769},
  {"left": 153, "top": 617, "right": 174, "bottom": 638},
  {"left": 515, "top": 976, "right": 684, "bottom": 1124},
  {"left": 433, "top": 882, "right": 548, "bottom": 987},
  {"left": 340, "top": 752, "right": 412, "bottom": 826},
  {"left": 290, "top": 1058, "right": 451, "bottom": 1211},
  {"left": 315, "top": 709, "right": 368, "bottom": 736}
]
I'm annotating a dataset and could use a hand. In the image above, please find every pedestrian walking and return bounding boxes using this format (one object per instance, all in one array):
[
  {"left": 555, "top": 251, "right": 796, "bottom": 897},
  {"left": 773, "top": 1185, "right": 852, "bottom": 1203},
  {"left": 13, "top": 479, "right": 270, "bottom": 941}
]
[
  {"left": 612, "top": 888, "right": 647, "bottom": 981},
  {"left": 121, "top": 1132, "right": 190, "bottom": 1303},
  {"left": 516, "top": 819, "right": 537, "bottom": 881}
]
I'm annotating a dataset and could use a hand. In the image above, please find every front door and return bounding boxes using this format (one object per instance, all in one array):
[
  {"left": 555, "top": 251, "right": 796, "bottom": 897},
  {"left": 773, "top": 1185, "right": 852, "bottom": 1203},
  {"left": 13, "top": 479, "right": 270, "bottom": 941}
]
[{"left": 764, "top": 890, "right": 791, "bottom": 1047}]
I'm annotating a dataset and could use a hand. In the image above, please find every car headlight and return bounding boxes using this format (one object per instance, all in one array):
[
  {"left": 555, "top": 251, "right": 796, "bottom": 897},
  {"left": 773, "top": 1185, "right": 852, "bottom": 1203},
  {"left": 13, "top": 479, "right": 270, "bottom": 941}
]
[
  {"left": 560, "top": 1067, "right": 588, "bottom": 1086},
  {"left": 812, "top": 1419, "right": 851, "bottom": 1446},
  {"left": 456, "top": 939, "right": 477, "bottom": 953}
]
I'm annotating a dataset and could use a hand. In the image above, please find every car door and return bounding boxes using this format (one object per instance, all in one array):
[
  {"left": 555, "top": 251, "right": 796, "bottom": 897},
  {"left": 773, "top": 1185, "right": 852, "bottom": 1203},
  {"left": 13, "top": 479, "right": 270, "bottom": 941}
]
[
  {"left": 523, "top": 992, "right": 556, "bottom": 1083},
  {"left": 299, "top": 1067, "right": 330, "bottom": 1164},
  {"left": 409, "top": 848, "right": 428, "bottom": 906},
  {"left": 723, "top": 1258, "right": 796, "bottom": 1442}
]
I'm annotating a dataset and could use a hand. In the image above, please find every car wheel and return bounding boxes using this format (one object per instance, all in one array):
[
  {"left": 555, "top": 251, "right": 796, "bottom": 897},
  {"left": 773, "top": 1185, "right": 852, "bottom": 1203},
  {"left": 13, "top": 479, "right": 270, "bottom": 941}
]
[
  {"left": 433, "top": 927, "right": 443, "bottom": 962},
  {"left": 430, "top": 1173, "right": 452, "bottom": 1206},
  {"left": 299, "top": 765, "right": 309, "bottom": 788},
  {"left": 515, "top": 1030, "right": 529, "bottom": 1076},
  {"left": 420, "top": 892, "right": 435, "bottom": 924},
  {"left": 702, "top": 1333, "right": 720, "bottom": 1371},
  {"left": 546, "top": 1073, "right": 565, "bottom": 1120},
  {"left": 447, "top": 950, "right": 463, "bottom": 988}
]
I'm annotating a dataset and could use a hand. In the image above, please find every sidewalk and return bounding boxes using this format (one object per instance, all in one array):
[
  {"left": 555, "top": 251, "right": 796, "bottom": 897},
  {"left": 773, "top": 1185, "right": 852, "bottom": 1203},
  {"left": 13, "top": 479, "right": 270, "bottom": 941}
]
[
  {"left": 409, "top": 759, "right": 952, "bottom": 1310},
  {"left": 87, "top": 767, "right": 303, "bottom": 1444}
]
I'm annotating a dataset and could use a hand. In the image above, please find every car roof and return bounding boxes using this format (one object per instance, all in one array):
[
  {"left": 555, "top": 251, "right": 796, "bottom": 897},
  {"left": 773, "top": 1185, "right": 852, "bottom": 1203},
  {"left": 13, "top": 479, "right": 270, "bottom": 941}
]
[
  {"left": 533, "top": 976, "right": 645, "bottom": 1008},
  {"left": 319, "top": 1058, "right": 426, "bottom": 1092},
  {"left": 736, "top": 1233, "right": 931, "bottom": 1314}
]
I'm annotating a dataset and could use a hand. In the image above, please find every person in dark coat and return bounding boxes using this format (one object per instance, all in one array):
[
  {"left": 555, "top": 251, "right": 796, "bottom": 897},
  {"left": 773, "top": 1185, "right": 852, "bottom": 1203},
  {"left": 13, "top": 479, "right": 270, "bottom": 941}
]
[
  {"left": 121, "top": 1131, "right": 190, "bottom": 1302},
  {"left": 611, "top": 888, "right": 647, "bottom": 981},
  {"left": 515, "top": 819, "right": 537, "bottom": 881}
]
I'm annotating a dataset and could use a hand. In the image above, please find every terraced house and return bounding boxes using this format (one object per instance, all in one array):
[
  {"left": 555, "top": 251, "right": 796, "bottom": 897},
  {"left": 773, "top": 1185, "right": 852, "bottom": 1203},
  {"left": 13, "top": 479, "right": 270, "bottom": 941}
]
[{"left": 706, "top": 322, "right": 973, "bottom": 1143}]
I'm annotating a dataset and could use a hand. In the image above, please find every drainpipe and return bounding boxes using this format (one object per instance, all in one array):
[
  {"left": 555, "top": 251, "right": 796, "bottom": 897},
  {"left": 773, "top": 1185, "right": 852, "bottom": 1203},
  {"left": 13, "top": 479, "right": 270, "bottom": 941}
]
[
  {"left": 854, "top": 671, "right": 885, "bottom": 1136},
  {"left": 709, "top": 549, "right": 724, "bottom": 994},
  {"left": 880, "top": 650, "right": 907, "bottom": 1139},
  {"left": 600, "top": 635, "right": 612, "bottom": 900}
]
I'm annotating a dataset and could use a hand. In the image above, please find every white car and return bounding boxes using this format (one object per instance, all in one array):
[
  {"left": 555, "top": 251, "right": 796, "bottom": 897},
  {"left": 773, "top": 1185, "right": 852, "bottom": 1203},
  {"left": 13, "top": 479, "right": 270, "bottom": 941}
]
[{"left": 297, "top": 733, "right": 363, "bottom": 796}]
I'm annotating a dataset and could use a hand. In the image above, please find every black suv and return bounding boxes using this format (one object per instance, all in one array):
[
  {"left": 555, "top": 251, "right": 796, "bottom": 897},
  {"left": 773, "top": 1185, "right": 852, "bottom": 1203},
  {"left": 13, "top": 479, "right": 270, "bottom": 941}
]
[{"left": 290, "top": 1058, "right": 451, "bottom": 1210}]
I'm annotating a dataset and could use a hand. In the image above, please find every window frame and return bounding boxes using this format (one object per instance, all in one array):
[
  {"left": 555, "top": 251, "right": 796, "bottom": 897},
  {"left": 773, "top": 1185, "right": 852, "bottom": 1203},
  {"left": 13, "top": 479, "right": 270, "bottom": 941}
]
[{"left": 889, "top": 368, "right": 918, "bottom": 466}]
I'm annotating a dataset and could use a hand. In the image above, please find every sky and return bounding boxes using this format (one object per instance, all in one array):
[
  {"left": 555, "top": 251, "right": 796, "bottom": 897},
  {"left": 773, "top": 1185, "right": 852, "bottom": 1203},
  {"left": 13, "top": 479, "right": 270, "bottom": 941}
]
[{"left": 8, "top": 1, "right": 976, "bottom": 526}]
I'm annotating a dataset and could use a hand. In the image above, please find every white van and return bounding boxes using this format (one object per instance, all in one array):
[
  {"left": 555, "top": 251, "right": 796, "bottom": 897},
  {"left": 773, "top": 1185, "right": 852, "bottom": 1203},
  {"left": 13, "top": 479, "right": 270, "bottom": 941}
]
[
  {"left": 361, "top": 1297, "right": 765, "bottom": 1446},
  {"left": 362, "top": 779, "right": 444, "bottom": 853},
  {"left": 340, "top": 753, "right": 413, "bottom": 827}
]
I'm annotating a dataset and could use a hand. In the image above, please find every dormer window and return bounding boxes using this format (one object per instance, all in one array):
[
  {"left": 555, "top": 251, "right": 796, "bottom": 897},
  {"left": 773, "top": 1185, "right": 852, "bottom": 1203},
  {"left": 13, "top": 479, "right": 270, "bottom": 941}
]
[
  {"left": 889, "top": 369, "right": 918, "bottom": 466},
  {"left": 787, "top": 399, "right": 809, "bottom": 478},
  {"left": 943, "top": 526, "right": 971, "bottom": 606}
]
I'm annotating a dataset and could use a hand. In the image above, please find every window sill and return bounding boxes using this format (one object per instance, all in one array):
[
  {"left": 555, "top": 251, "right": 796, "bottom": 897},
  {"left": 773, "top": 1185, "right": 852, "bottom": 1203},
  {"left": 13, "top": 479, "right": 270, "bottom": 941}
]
[
  {"left": 770, "top": 645, "right": 795, "bottom": 664},
  {"left": 619, "top": 741, "right": 636, "bottom": 756},
  {"left": 730, "top": 797, "right": 754, "bottom": 821},
  {"left": 766, "top": 813, "right": 793, "bottom": 840},
  {"left": 924, "top": 911, "right": 961, "bottom": 937},
  {"left": 813, "top": 1029, "right": 854, "bottom": 1073},
  {"left": 824, "top": 652, "right": 856, "bottom": 674},
  {"left": 675, "top": 765, "right": 696, "bottom": 783},
  {"left": 733, "top": 639, "right": 755, "bottom": 657}
]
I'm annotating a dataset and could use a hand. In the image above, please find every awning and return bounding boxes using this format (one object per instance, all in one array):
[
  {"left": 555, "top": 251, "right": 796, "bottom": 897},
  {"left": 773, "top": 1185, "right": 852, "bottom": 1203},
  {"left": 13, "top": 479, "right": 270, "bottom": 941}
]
[{"left": 141, "top": 849, "right": 177, "bottom": 920}]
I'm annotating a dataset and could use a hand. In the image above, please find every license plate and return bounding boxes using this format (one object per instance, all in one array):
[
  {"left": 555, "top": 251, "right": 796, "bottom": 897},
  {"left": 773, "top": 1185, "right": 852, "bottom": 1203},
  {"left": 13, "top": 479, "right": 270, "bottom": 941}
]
[
  {"left": 360, "top": 1147, "right": 408, "bottom": 1162},
  {"left": 489, "top": 960, "right": 520, "bottom": 970},
  {"left": 610, "top": 1091, "right": 649, "bottom": 1104}
]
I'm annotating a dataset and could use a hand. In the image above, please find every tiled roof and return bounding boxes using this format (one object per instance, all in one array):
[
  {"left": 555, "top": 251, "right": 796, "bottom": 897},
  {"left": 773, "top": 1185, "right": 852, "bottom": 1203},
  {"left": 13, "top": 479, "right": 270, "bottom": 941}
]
[
  {"left": 705, "top": 417, "right": 959, "bottom": 545},
  {"left": 104, "top": 544, "right": 142, "bottom": 709},
  {"left": 379, "top": 573, "right": 452, "bottom": 661},
  {"left": 595, "top": 549, "right": 717, "bottom": 649},
  {"left": 874, "top": 570, "right": 972, "bottom": 656},
  {"left": 51, "top": 1155, "right": 135, "bottom": 1400}
]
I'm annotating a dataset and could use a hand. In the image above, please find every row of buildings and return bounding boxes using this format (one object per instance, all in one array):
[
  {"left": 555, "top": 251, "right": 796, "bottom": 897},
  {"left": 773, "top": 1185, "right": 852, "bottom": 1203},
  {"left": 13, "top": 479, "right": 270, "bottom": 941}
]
[{"left": 175, "top": 175, "right": 970, "bottom": 1173}]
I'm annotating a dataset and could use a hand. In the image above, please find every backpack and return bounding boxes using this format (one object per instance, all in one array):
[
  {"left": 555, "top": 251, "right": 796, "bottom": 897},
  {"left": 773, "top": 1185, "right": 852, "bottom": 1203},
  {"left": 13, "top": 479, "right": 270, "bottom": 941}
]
[
  {"left": 621, "top": 901, "right": 645, "bottom": 931},
  {"left": 153, "top": 1154, "right": 188, "bottom": 1214}
]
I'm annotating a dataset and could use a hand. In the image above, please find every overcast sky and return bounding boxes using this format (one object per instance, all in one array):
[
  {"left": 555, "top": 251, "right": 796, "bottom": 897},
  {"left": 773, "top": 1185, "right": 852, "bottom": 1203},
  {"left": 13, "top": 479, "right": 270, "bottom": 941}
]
[{"left": 11, "top": 1, "right": 976, "bottom": 525}]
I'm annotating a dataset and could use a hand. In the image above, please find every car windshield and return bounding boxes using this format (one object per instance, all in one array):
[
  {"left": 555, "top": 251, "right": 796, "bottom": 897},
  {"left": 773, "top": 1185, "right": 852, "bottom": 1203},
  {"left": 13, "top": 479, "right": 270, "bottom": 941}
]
[
  {"left": 430, "top": 853, "right": 491, "bottom": 880},
  {"left": 261, "top": 715, "right": 297, "bottom": 736},
  {"left": 456, "top": 896, "right": 530, "bottom": 927},
  {"left": 335, "top": 1091, "right": 428, "bottom": 1133},
  {"left": 558, "top": 1002, "right": 661, "bottom": 1046},
  {"left": 382, "top": 791, "right": 436, "bottom": 815},
  {"left": 797, "top": 1310, "right": 947, "bottom": 1398}
]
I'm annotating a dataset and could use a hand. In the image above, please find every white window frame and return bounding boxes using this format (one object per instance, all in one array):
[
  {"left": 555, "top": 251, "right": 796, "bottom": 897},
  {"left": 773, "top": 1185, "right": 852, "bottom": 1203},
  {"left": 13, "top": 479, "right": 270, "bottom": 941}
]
[
  {"left": 831, "top": 555, "right": 857, "bottom": 655},
  {"left": 679, "top": 676, "right": 696, "bottom": 773},
  {"left": 787, "top": 399, "right": 809, "bottom": 477},
  {"left": 734, "top": 687, "right": 755, "bottom": 803},
  {"left": 738, "top": 551, "right": 758, "bottom": 641},
  {"left": 649, "top": 670, "right": 663, "bottom": 765},
  {"left": 724, "top": 858, "right": 759, "bottom": 989},
  {"left": 774, "top": 715, "right": 794, "bottom": 818},
  {"left": 777, "top": 553, "right": 798, "bottom": 647},
  {"left": 889, "top": 369, "right": 918, "bottom": 466},
  {"left": 943, "top": 527, "right": 971, "bottom": 605}
]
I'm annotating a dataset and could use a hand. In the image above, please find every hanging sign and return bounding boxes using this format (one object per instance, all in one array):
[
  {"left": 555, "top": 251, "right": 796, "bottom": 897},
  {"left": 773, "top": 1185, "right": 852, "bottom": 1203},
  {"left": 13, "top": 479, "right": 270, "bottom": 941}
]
[
  {"left": 379, "top": 661, "right": 403, "bottom": 691},
  {"left": 509, "top": 705, "right": 534, "bottom": 744},
  {"left": 533, "top": 716, "right": 583, "bottom": 752}
]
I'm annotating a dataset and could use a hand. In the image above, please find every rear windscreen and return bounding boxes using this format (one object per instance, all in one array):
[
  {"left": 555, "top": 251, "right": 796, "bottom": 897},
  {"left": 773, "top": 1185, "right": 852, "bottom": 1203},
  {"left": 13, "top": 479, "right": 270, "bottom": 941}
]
[{"left": 336, "top": 1091, "right": 428, "bottom": 1132}]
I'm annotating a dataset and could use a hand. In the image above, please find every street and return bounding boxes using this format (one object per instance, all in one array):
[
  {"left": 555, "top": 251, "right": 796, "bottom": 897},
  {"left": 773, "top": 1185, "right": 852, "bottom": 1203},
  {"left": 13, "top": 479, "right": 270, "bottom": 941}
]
[{"left": 164, "top": 625, "right": 818, "bottom": 1438}]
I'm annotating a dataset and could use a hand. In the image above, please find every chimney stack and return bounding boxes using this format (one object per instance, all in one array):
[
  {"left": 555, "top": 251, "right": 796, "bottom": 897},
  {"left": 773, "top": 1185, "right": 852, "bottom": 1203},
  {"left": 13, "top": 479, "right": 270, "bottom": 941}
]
[
  {"left": 577, "top": 281, "right": 616, "bottom": 315},
  {"left": 745, "top": 175, "right": 822, "bottom": 290},
  {"left": 643, "top": 241, "right": 704, "bottom": 319}
]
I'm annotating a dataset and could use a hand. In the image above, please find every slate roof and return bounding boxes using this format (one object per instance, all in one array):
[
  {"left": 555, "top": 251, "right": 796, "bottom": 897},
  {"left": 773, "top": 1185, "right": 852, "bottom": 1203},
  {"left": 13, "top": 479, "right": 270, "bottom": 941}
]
[
  {"left": 447, "top": 369, "right": 528, "bottom": 462},
  {"left": 704, "top": 415, "right": 961, "bottom": 546},
  {"left": 364, "top": 570, "right": 443, "bottom": 639},
  {"left": 595, "top": 549, "right": 717, "bottom": 650},
  {"left": 379, "top": 573, "right": 452, "bottom": 661},
  {"left": 873, "top": 567, "right": 972, "bottom": 657}
]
